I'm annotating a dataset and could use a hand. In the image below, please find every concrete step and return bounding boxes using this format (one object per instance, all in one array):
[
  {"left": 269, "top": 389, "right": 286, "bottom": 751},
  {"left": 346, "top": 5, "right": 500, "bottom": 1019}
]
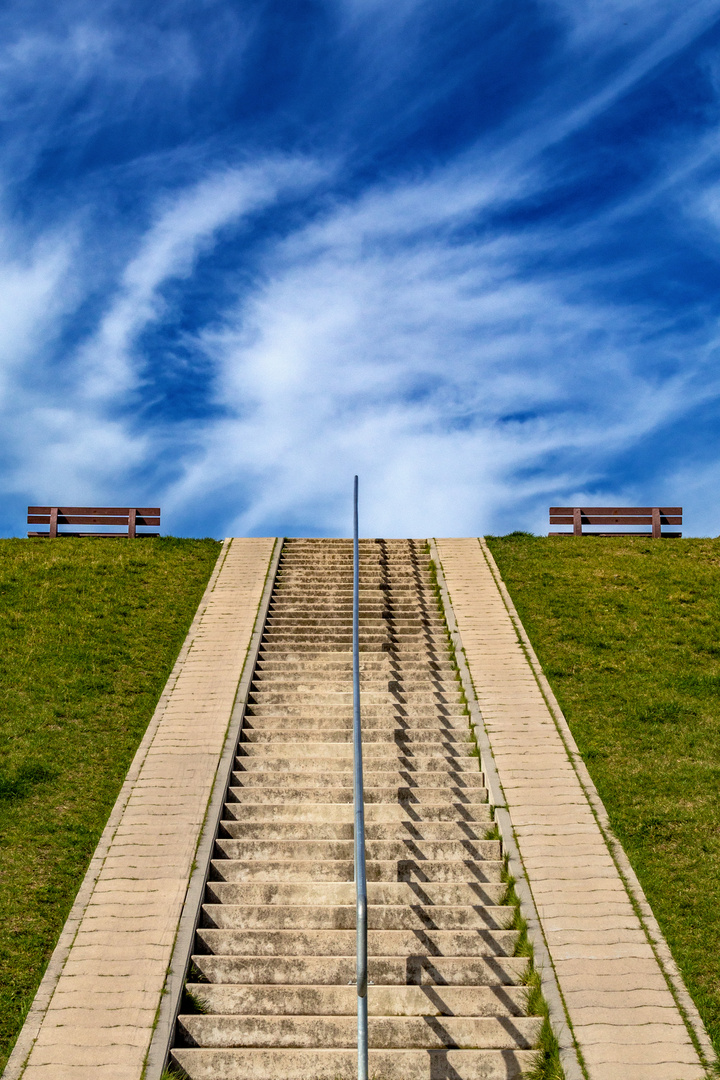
[
  {"left": 256, "top": 653, "right": 454, "bottom": 664},
  {"left": 191, "top": 953, "right": 528, "bottom": 985},
  {"left": 229, "top": 770, "right": 486, "bottom": 788},
  {"left": 222, "top": 802, "right": 492, "bottom": 824},
  {"left": 182, "top": 982, "right": 528, "bottom": 1015},
  {"left": 220, "top": 821, "right": 492, "bottom": 841},
  {"left": 245, "top": 704, "right": 468, "bottom": 718},
  {"left": 261, "top": 623, "right": 447, "bottom": 634},
  {"left": 204, "top": 882, "right": 508, "bottom": 907},
  {"left": 239, "top": 728, "right": 473, "bottom": 744},
  {"left": 263, "top": 621, "right": 446, "bottom": 632},
  {"left": 233, "top": 756, "right": 479, "bottom": 774},
  {"left": 252, "top": 659, "right": 451, "bottom": 669},
  {"left": 176, "top": 1013, "right": 540, "bottom": 1049},
  {"left": 233, "top": 753, "right": 479, "bottom": 772},
  {"left": 227, "top": 785, "right": 489, "bottom": 804},
  {"left": 255, "top": 647, "right": 448, "bottom": 658},
  {"left": 201, "top": 903, "right": 514, "bottom": 930},
  {"left": 241, "top": 714, "right": 471, "bottom": 729},
  {"left": 262, "top": 604, "right": 439, "bottom": 614},
  {"left": 195, "top": 927, "right": 519, "bottom": 957},
  {"left": 171, "top": 1047, "right": 535, "bottom": 1080},
  {"left": 261, "top": 628, "right": 445, "bottom": 639},
  {"left": 210, "top": 859, "right": 504, "bottom": 883},
  {"left": 267, "top": 598, "right": 439, "bottom": 607},
  {"left": 248, "top": 691, "right": 463, "bottom": 705},
  {"left": 251, "top": 682, "right": 460, "bottom": 693},
  {"left": 235, "top": 740, "right": 474, "bottom": 756},
  {"left": 249, "top": 676, "right": 459, "bottom": 691},
  {"left": 214, "top": 839, "right": 501, "bottom": 861}
]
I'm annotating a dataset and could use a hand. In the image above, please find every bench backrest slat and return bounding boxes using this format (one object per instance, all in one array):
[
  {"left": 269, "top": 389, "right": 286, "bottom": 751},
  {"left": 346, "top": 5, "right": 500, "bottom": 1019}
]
[
  {"left": 28, "top": 506, "right": 160, "bottom": 516},
  {"left": 549, "top": 506, "right": 681, "bottom": 516},
  {"left": 28, "top": 514, "right": 160, "bottom": 525},
  {"left": 549, "top": 514, "right": 682, "bottom": 525}
]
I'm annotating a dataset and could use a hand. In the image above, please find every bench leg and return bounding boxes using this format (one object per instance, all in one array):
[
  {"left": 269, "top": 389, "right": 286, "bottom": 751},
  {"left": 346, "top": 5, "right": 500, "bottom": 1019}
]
[{"left": 573, "top": 508, "right": 583, "bottom": 536}]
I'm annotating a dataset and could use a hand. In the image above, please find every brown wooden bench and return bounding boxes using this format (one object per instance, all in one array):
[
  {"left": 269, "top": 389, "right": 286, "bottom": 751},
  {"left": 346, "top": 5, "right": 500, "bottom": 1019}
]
[
  {"left": 549, "top": 507, "right": 682, "bottom": 538},
  {"left": 28, "top": 506, "right": 161, "bottom": 538}
]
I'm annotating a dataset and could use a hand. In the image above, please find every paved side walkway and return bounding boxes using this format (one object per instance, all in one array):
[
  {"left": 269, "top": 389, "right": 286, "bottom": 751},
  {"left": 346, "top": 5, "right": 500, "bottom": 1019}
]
[
  {"left": 9, "top": 537, "right": 275, "bottom": 1080},
  {"left": 436, "top": 538, "right": 709, "bottom": 1080}
]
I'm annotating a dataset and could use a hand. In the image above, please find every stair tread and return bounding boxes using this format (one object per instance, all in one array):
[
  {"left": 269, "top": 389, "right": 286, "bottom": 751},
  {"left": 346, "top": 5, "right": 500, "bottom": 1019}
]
[
  {"left": 176, "top": 1013, "right": 540, "bottom": 1049},
  {"left": 182, "top": 982, "right": 528, "bottom": 1015},
  {"left": 171, "top": 1047, "right": 534, "bottom": 1080}
]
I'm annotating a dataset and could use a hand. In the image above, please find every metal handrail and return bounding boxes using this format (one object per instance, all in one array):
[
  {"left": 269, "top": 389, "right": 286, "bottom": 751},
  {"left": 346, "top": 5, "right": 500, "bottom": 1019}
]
[{"left": 353, "top": 476, "right": 369, "bottom": 1080}]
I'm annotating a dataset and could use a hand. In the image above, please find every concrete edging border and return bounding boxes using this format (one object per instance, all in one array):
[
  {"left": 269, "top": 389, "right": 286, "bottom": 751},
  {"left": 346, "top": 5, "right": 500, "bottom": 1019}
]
[
  {"left": 144, "top": 536, "right": 284, "bottom": 1079},
  {"left": 478, "top": 536, "right": 717, "bottom": 1071},
  {"left": 429, "top": 538, "right": 584, "bottom": 1080},
  {"left": 2, "top": 537, "right": 234, "bottom": 1080}
]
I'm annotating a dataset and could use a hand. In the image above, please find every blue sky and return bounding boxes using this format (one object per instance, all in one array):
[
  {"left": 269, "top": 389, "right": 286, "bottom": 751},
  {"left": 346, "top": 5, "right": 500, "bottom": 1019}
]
[{"left": 2, "top": 0, "right": 720, "bottom": 537}]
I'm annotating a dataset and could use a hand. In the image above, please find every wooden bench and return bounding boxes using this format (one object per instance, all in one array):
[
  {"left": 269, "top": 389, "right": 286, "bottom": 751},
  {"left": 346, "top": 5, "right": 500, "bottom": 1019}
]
[
  {"left": 549, "top": 507, "right": 682, "bottom": 538},
  {"left": 28, "top": 506, "right": 161, "bottom": 538}
]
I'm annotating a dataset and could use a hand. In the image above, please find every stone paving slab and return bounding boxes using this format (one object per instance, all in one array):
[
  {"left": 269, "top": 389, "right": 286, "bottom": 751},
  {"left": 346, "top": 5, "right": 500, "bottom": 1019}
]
[
  {"left": 5, "top": 537, "right": 275, "bottom": 1080},
  {"left": 436, "top": 537, "right": 713, "bottom": 1080}
]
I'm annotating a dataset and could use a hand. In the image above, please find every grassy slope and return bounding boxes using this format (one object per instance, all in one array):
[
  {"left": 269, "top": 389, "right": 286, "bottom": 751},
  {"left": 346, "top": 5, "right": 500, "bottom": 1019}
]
[
  {"left": 486, "top": 536, "right": 720, "bottom": 1055},
  {"left": 0, "top": 537, "right": 221, "bottom": 1070}
]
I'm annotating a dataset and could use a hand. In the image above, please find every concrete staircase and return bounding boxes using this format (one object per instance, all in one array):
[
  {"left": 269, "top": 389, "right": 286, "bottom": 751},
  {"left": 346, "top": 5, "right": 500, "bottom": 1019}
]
[{"left": 170, "top": 538, "right": 539, "bottom": 1079}]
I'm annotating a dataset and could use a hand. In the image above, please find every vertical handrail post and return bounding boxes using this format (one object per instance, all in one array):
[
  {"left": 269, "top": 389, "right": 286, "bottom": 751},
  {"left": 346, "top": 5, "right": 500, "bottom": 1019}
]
[{"left": 353, "top": 476, "right": 369, "bottom": 1080}]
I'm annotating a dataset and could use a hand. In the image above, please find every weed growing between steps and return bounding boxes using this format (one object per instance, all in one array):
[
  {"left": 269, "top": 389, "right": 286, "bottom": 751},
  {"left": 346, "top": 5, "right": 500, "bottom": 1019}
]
[
  {"left": 161, "top": 1066, "right": 190, "bottom": 1080},
  {"left": 501, "top": 866, "right": 565, "bottom": 1080},
  {"left": 0, "top": 537, "right": 221, "bottom": 1071},
  {"left": 487, "top": 535, "right": 720, "bottom": 1059},
  {"left": 181, "top": 987, "right": 210, "bottom": 1014}
]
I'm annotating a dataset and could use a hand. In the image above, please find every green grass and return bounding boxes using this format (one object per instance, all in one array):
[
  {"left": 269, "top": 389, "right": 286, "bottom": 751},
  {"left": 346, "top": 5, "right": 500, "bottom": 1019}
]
[
  {"left": 0, "top": 537, "right": 221, "bottom": 1071},
  {"left": 486, "top": 535, "right": 720, "bottom": 1059}
]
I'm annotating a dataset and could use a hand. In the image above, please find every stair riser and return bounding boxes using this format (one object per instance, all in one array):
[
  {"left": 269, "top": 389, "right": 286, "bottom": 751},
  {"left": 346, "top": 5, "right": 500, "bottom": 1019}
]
[
  {"left": 222, "top": 803, "right": 492, "bottom": 823},
  {"left": 239, "top": 730, "right": 472, "bottom": 743},
  {"left": 245, "top": 705, "right": 468, "bottom": 718},
  {"left": 227, "top": 786, "right": 489, "bottom": 804},
  {"left": 242, "top": 714, "right": 470, "bottom": 727},
  {"left": 210, "top": 860, "right": 505, "bottom": 883},
  {"left": 215, "top": 840, "right": 501, "bottom": 861},
  {"left": 220, "top": 823, "right": 492, "bottom": 840},
  {"left": 234, "top": 777, "right": 487, "bottom": 794},
  {"left": 233, "top": 756, "right": 480, "bottom": 772},
  {"left": 249, "top": 680, "right": 459, "bottom": 692}
]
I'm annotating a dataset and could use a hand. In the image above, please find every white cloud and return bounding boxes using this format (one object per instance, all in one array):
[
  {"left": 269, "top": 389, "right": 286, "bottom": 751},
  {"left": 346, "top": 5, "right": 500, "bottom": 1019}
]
[
  {"left": 76, "top": 157, "right": 328, "bottom": 402},
  {"left": 0, "top": 157, "right": 326, "bottom": 507},
  {"left": 156, "top": 155, "right": 713, "bottom": 537}
]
